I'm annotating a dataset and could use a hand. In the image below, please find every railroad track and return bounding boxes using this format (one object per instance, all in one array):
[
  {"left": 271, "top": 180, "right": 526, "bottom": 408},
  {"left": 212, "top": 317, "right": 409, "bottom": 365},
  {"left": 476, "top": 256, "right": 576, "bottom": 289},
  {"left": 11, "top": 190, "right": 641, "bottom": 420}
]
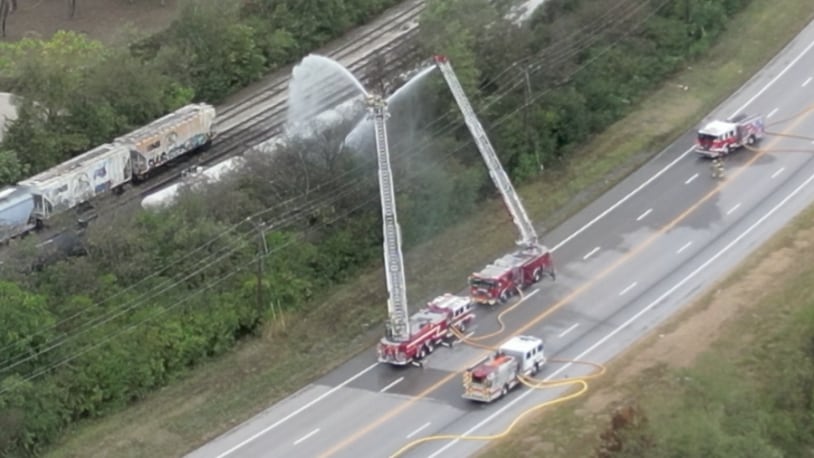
[{"left": 2, "top": 0, "right": 428, "bottom": 258}]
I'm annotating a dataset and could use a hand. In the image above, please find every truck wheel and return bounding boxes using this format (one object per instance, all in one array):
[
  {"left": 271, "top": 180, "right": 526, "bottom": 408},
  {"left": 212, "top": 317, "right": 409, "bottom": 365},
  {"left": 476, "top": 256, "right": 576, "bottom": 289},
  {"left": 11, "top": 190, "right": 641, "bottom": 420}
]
[
  {"left": 533, "top": 268, "right": 543, "bottom": 283},
  {"left": 501, "top": 385, "right": 509, "bottom": 398},
  {"left": 418, "top": 347, "right": 427, "bottom": 360},
  {"left": 499, "top": 290, "right": 510, "bottom": 304},
  {"left": 426, "top": 341, "right": 435, "bottom": 354},
  {"left": 458, "top": 321, "right": 467, "bottom": 333},
  {"left": 533, "top": 362, "right": 540, "bottom": 375},
  {"left": 747, "top": 135, "right": 756, "bottom": 146}
]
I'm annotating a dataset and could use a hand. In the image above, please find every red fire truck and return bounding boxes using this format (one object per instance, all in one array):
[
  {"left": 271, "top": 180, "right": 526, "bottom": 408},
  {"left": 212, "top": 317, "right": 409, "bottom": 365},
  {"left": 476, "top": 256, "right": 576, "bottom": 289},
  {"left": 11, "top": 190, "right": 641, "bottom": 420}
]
[
  {"left": 377, "top": 294, "right": 475, "bottom": 366},
  {"left": 695, "top": 113, "right": 765, "bottom": 158},
  {"left": 462, "top": 335, "right": 546, "bottom": 403},
  {"left": 469, "top": 247, "right": 554, "bottom": 305}
]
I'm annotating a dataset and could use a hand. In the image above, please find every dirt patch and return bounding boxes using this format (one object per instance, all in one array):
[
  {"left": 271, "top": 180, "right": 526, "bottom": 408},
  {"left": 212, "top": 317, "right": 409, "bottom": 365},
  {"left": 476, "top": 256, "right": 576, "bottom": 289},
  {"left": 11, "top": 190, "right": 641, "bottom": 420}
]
[{"left": 4, "top": 0, "right": 180, "bottom": 44}]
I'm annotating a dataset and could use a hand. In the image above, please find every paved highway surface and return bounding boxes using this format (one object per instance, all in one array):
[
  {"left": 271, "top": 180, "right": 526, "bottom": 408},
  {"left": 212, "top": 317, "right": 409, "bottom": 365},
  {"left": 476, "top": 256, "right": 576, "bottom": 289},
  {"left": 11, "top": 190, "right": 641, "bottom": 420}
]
[{"left": 187, "top": 17, "right": 814, "bottom": 458}]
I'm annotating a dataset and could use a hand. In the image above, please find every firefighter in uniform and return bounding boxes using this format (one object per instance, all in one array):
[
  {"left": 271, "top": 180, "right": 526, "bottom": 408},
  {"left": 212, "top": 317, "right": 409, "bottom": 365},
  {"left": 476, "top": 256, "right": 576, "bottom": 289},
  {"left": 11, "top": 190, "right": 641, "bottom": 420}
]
[{"left": 711, "top": 156, "right": 725, "bottom": 179}]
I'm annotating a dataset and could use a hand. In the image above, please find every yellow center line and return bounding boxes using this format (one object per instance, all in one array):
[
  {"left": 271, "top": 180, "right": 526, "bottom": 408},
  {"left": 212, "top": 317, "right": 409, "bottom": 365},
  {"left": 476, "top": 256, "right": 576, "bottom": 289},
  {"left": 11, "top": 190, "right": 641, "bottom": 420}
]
[{"left": 318, "top": 106, "right": 814, "bottom": 458}]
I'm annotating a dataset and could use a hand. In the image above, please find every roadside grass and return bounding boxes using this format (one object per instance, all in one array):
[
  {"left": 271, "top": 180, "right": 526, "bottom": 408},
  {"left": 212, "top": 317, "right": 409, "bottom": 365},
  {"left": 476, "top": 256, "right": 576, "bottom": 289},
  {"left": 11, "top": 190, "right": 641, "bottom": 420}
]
[
  {"left": 44, "top": 0, "right": 814, "bottom": 456},
  {"left": 479, "top": 177, "right": 814, "bottom": 458}
]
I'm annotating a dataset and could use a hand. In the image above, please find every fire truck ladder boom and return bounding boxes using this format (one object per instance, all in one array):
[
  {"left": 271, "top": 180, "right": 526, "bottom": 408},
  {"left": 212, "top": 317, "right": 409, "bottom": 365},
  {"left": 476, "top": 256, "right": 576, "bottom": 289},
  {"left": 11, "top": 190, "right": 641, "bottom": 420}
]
[
  {"left": 367, "top": 94, "right": 411, "bottom": 342},
  {"left": 433, "top": 55, "right": 539, "bottom": 249}
]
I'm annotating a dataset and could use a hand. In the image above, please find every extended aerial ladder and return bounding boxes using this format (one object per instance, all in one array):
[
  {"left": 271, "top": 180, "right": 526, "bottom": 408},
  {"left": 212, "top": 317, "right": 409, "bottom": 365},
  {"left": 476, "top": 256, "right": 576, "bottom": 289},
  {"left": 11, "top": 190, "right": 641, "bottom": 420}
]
[
  {"left": 366, "top": 94, "right": 411, "bottom": 342},
  {"left": 432, "top": 55, "right": 544, "bottom": 254}
]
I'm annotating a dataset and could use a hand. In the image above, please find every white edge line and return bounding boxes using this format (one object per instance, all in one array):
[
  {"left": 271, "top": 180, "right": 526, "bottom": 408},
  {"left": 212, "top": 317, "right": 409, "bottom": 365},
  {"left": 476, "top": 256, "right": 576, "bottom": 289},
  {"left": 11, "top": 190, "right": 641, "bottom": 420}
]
[
  {"left": 677, "top": 241, "right": 693, "bottom": 254},
  {"left": 727, "top": 203, "right": 742, "bottom": 215},
  {"left": 406, "top": 422, "right": 432, "bottom": 439},
  {"left": 380, "top": 377, "right": 405, "bottom": 393},
  {"left": 730, "top": 38, "right": 814, "bottom": 117},
  {"left": 428, "top": 168, "right": 814, "bottom": 458},
  {"left": 293, "top": 428, "right": 320, "bottom": 446},
  {"left": 557, "top": 323, "right": 579, "bottom": 338},
  {"left": 772, "top": 167, "right": 785, "bottom": 179},
  {"left": 685, "top": 173, "right": 699, "bottom": 185},
  {"left": 551, "top": 147, "right": 694, "bottom": 252},
  {"left": 215, "top": 362, "right": 378, "bottom": 458},
  {"left": 636, "top": 208, "right": 653, "bottom": 221}
]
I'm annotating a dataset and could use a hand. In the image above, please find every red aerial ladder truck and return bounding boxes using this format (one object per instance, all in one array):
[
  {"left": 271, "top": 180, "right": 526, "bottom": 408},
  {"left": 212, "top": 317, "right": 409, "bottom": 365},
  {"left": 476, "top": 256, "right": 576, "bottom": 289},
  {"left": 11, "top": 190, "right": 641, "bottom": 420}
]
[
  {"left": 366, "top": 94, "right": 475, "bottom": 366},
  {"left": 432, "top": 55, "right": 555, "bottom": 306}
]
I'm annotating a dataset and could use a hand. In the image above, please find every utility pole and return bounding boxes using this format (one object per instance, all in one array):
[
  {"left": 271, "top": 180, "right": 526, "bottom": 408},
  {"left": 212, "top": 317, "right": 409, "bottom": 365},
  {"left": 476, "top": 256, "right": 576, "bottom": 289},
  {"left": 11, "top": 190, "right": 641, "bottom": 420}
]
[
  {"left": 524, "top": 67, "right": 543, "bottom": 172},
  {"left": 246, "top": 217, "right": 269, "bottom": 313}
]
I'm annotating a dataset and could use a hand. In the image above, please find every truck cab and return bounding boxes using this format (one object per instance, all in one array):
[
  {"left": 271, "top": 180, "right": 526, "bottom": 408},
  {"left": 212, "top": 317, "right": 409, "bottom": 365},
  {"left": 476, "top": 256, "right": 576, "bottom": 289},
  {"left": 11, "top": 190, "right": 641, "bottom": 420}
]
[{"left": 695, "top": 113, "right": 764, "bottom": 157}]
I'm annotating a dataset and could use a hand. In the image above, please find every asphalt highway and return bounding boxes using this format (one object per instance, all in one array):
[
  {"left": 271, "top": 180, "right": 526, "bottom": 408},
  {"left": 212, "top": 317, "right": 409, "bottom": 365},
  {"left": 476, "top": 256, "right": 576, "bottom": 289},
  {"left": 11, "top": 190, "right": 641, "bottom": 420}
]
[{"left": 187, "top": 18, "right": 814, "bottom": 458}]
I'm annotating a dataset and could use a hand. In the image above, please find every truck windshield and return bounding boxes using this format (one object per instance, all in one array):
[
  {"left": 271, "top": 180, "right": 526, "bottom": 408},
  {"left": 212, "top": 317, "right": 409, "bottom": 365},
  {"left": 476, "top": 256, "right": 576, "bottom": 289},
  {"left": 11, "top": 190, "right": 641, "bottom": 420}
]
[
  {"left": 469, "top": 278, "right": 495, "bottom": 289},
  {"left": 697, "top": 133, "right": 717, "bottom": 148}
]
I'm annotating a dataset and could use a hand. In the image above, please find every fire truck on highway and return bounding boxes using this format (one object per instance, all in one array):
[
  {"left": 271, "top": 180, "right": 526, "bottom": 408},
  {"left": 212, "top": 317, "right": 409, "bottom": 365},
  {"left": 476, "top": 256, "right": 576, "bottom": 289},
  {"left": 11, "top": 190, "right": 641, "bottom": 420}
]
[
  {"left": 462, "top": 335, "right": 546, "bottom": 403},
  {"left": 377, "top": 294, "right": 475, "bottom": 365},
  {"left": 695, "top": 113, "right": 765, "bottom": 158},
  {"left": 365, "top": 93, "right": 474, "bottom": 367},
  {"left": 432, "top": 55, "right": 556, "bottom": 306}
]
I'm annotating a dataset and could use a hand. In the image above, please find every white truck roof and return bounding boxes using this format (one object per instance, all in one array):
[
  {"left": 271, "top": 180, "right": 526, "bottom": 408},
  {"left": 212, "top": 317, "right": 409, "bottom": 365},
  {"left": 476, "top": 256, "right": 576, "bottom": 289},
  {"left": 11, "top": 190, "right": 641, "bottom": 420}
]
[
  {"left": 500, "top": 335, "right": 544, "bottom": 354},
  {"left": 428, "top": 294, "right": 470, "bottom": 312},
  {"left": 699, "top": 120, "right": 736, "bottom": 136}
]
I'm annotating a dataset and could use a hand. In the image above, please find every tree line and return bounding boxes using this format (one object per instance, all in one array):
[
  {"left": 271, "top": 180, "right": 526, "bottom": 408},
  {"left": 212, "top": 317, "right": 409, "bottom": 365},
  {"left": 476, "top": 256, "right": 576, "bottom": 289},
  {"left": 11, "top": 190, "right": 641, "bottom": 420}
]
[
  {"left": 0, "top": 0, "right": 403, "bottom": 185},
  {"left": 0, "top": 0, "right": 756, "bottom": 455}
]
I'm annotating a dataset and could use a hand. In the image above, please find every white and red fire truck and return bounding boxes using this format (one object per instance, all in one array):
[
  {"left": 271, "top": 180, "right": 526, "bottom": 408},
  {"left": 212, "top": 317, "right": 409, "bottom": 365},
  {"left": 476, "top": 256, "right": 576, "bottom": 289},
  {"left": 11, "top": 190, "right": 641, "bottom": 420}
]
[
  {"left": 695, "top": 113, "right": 765, "bottom": 158},
  {"left": 433, "top": 55, "right": 556, "bottom": 307},
  {"left": 462, "top": 335, "right": 546, "bottom": 403},
  {"left": 469, "top": 247, "right": 554, "bottom": 305},
  {"left": 377, "top": 294, "right": 475, "bottom": 366}
]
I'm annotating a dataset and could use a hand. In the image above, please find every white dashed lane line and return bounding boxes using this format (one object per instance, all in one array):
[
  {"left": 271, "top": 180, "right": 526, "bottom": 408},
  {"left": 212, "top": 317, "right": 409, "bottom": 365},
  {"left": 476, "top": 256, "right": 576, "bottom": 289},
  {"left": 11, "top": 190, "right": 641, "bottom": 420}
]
[
  {"left": 772, "top": 167, "right": 785, "bottom": 179},
  {"left": 619, "top": 282, "right": 638, "bottom": 296},
  {"left": 677, "top": 241, "right": 693, "bottom": 254},
  {"left": 803, "top": 76, "right": 812, "bottom": 87},
  {"left": 557, "top": 323, "right": 580, "bottom": 338},
  {"left": 768, "top": 107, "right": 779, "bottom": 118},
  {"left": 636, "top": 208, "right": 653, "bottom": 221},
  {"left": 293, "top": 428, "right": 320, "bottom": 446},
  {"left": 685, "top": 173, "right": 699, "bottom": 184},
  {"left": 727, "top": 203, "right": 742, "bottom": 215},
  {"left": 583, "top": 247, "right": 600, "bottom": 260},
  {"left": 379, "top": 377, "right": 404, "bottom": 393},
  {"left": 406, "top": 422, "right": 431, "bottom": 439}
]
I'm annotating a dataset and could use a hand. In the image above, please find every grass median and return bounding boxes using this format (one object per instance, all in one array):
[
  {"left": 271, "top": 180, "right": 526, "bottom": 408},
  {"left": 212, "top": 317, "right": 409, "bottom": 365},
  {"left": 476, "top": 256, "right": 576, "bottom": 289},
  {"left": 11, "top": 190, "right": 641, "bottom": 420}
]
[{"left": 45, "top": 0, "right": 814, "bottom": 456}]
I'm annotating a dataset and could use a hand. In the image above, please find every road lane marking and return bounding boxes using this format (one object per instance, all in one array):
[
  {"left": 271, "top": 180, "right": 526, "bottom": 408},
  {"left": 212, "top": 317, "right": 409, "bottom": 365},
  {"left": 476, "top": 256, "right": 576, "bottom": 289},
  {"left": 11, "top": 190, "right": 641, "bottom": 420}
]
[
  {"left": 380, "top": 377, "right": 404, "bottom": 393},
  {"left": 429, "top": 166, "right": 814, "bottom": 458},
  {"left": 772, "top": 167, "right": 785, "bottom": 179},
  {"left": 294, "top": 428, "right": 320, "bottom": 446},
  {"left": 619, "top": 282, "right": 638, "bottom": 296},
  {"left": 730, "top": 37, "right": 814, "bottom": 117},
  {"left": 636, "top": 208, "right": 653, "bottom": 221},
  {"left": 583, "top": 247, "right": 600, "bottom": 260},
  {"left": 318, "top": 95, "right": 814, "bottom": 458},
  {"left": 557, "top": 323, "right": 579, "bottom": 338},
  {"left": 804, "top": 76, "right": 812, "bottom": 87},
  {"left": 727, "top": 203, "right": 742, "bottom": 215},
  {"left": 685, "top": 173, "right": 699, "bottom": 184},
  {"left": 406, "top": 422, "right": 431, "bottom": 439},
  {"left": 768, "top": 107, "right": 779, "bottom": 118},
  {"left": 551, "top": 147, "right": 694, "bottom": 252},
  {"left": 215, "top": 362, "right": 378, "bottom": 458},
  {"left": 677, "top": 241, "right": 693, "bottom": 254},
  {"left": 301, "top": 34, "right": 814, "bottom": 458}
]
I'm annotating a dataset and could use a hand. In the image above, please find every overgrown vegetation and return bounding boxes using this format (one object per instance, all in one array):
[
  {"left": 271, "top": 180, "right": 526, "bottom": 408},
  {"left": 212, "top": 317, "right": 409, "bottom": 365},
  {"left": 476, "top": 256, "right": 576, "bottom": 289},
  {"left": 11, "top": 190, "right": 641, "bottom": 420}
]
[{"left": 0, "top": 0, "right": 782, "bottom": 456}]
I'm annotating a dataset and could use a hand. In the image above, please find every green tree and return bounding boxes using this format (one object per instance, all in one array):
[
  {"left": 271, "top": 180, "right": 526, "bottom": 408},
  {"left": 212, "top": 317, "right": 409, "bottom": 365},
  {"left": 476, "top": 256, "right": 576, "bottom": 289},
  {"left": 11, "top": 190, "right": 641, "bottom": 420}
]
[{"left": 166, "top": 0, "right": 266, "bottom": 102}]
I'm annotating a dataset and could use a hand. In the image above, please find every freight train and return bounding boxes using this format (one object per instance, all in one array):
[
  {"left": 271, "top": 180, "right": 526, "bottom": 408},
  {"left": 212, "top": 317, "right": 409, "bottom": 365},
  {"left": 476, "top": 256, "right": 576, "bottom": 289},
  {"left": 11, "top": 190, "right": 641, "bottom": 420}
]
[{"left": 0, "top": 103, "right": 216, "bottom": 242}]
